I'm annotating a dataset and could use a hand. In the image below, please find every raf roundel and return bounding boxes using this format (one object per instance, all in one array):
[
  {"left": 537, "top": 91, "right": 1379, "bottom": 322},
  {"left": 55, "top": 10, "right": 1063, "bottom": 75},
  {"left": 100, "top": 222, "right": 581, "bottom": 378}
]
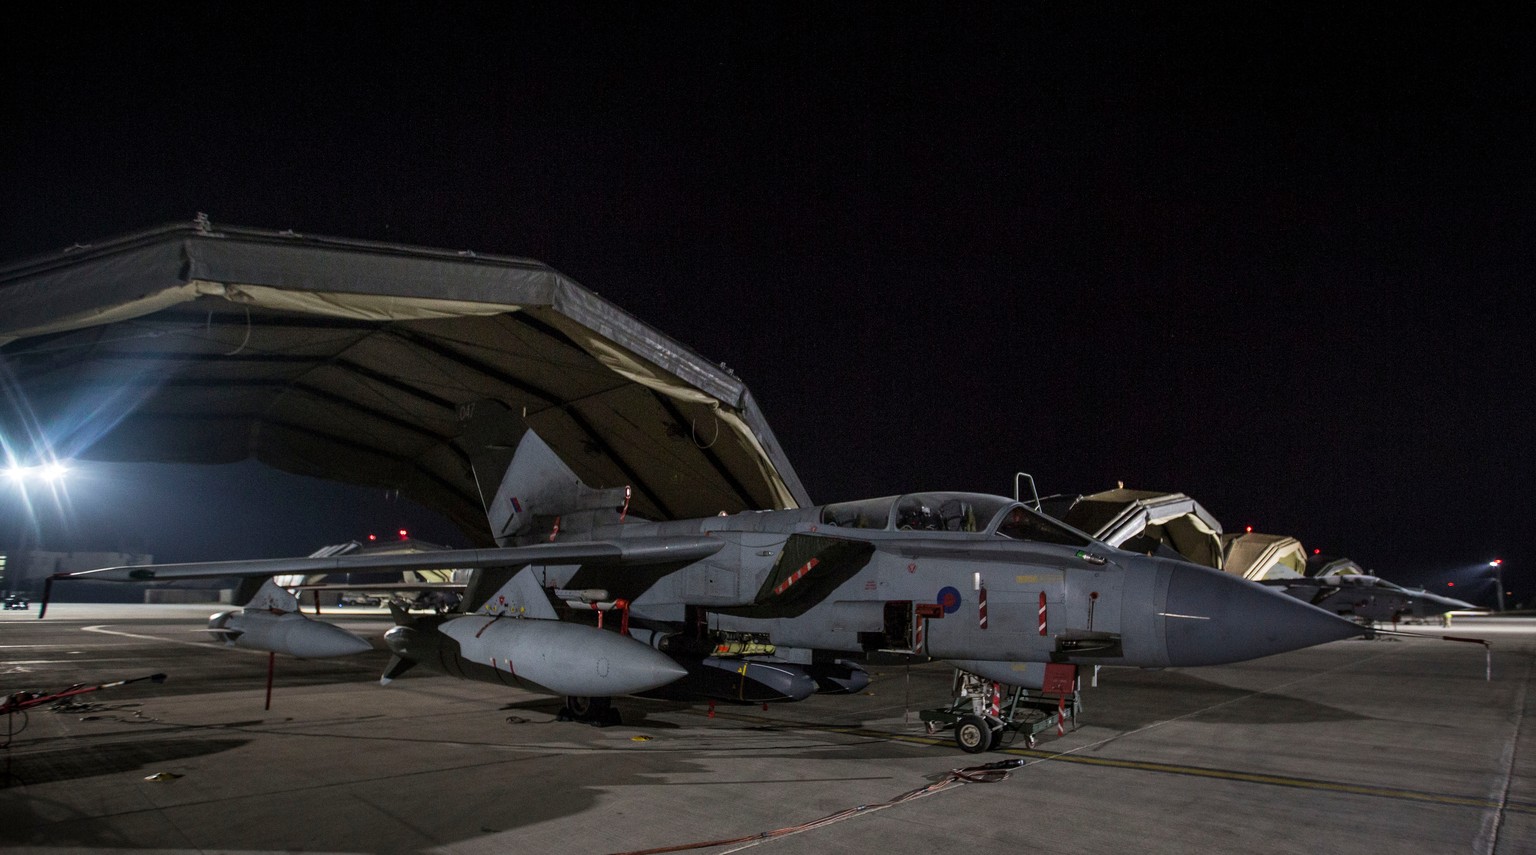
[{"left": 937, "top": 586, "right": 963, "bottom": 615}]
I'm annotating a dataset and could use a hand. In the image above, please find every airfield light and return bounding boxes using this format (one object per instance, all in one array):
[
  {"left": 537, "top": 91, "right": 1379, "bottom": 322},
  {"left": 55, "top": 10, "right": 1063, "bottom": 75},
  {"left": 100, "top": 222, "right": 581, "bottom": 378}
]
[
  {"left": 3, "top": 466, "right": 23, "bottom": 483},
  {"left": 398, "top": 529, "right": 409, "bottom": 540},
  {"left": 1490, "top": 559, "right": 1507, "bottom": 612},
  {"left": 1447, "top": 582, "right": 1455, "bottom": 587},
  {"left": 41, "top": 462, "right": 69, "bottom": 482},
  {"left": 1245, "top": 525, "right": 1253, "bottom": 533},
  {"left": 368, "top": 533, "right": 377, "bottom": 541}
]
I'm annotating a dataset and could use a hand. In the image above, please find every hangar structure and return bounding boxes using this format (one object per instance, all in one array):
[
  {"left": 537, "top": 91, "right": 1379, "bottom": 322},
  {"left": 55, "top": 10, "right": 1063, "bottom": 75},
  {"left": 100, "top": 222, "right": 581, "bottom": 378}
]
[{"left": 0, "top": 219, "right": 809, "bottom": 541}]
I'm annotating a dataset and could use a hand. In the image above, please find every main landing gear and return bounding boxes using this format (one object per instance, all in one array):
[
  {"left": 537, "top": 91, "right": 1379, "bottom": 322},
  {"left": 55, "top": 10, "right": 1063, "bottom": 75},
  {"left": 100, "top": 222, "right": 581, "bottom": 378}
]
[{"left": 558, "top": 695, "right": 620, "bottom": 726}]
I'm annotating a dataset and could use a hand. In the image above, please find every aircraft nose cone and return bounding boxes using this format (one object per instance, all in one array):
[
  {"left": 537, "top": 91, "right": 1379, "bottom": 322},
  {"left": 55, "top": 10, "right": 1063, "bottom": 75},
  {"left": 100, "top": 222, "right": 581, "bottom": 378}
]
[{"left": 1163, "top": 564, "right": 1364, "bottom": 666}]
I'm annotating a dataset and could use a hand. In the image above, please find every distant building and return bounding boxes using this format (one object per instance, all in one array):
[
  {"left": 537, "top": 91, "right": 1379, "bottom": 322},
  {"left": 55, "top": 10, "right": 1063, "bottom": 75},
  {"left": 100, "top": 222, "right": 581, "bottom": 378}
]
[{"left": 5, "top": 550, "right": 154, "bottom": 597}]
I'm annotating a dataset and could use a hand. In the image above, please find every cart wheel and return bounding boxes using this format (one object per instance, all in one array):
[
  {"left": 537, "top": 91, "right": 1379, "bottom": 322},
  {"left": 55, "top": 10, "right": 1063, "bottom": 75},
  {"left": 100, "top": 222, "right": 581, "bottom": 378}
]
[
  {"left": 924, "top": 720, "right": 940, "bottom": 735},
  {"left": 955, "top": 715, "right": 991, "bottom": 753},
  {"left": 988, "top": 724, "right": 1005, "bottom": 750},
  {"left": 1025, "top": 733, "right": 1036, "bottom": 749}
]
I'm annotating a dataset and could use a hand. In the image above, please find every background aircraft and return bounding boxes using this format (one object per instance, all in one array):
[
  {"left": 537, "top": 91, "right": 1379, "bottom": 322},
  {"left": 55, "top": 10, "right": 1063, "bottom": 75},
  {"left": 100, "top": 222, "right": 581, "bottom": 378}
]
[{"left": 1045, "top": 487, "right": 1475, "bottom": 624}]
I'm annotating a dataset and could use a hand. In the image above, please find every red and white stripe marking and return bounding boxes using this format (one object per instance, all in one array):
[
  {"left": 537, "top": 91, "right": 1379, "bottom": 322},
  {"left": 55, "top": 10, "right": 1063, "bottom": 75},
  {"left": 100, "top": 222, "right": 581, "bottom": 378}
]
[
  {"left": 978, "top": 585, "right": 989, "bottom": 630},
  {"left": 773, "top": 557, "right": 820, "bottom": 595},
  {"left": 1038, "top": 591, "right": 1048, "bottom": 636},
  {"left": 989, "top": 682, "right": 1002, "bottom": 717}
]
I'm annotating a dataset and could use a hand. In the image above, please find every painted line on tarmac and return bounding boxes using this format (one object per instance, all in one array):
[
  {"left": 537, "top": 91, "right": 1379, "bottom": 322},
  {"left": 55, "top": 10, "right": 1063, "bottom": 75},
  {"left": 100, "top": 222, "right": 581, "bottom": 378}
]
[
  {"left": 1475, "top": 650, "right": 1533, "bottom": 855},
  {"left": 81, "top": 624, "right": 229, "bottom": 649},
  {"left": 78, "top": 624, "right": 384, "bottom": 674},
  {"left": 700, "top": 708, "right": 1536, "bottom": 815}
]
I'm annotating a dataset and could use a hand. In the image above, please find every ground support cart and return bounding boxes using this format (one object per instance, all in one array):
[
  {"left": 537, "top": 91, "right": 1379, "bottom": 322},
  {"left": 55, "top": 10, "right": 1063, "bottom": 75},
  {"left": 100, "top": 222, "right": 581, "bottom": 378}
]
[{"left": 919, "top": 666, "right": 1082, "bottom": 753}]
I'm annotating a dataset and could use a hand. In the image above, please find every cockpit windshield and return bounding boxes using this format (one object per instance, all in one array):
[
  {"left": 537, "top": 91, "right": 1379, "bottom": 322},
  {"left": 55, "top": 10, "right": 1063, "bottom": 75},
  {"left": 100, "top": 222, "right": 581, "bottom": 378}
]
[
  {"left": 993, "top": 504, "right": 1092, "bottom": 546},
  {"left": 891, "top": 493, "right": 1013, "bottom": 532},
  {"left": 819, "top": 492, "right": 1092, "bottom": 546}
]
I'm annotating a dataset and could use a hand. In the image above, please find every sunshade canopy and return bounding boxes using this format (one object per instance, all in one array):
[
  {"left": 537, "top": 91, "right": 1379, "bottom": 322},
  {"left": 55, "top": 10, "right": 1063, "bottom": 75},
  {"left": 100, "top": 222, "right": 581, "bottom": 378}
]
[
  {"left": 1221, "top": 532, "right": 1308, "bottom": 580},
  {"left": 0, "top": 220, "right": 809, "bottom": 543},
  {"left": 1055, "top": 488, "right": 1226, "bottom": 569}
]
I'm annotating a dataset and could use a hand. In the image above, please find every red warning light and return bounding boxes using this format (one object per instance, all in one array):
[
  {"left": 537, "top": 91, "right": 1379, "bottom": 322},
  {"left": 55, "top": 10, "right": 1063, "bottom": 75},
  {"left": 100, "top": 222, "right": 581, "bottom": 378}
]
[
  {"left": 398, "top": 528, "right": 409, "bottom": 540},
  {"left": 1245, "top": 525, "right": 1253, "bottom": 533},
  {"left": 367, "top": 534, "right": 377, "bottom": 541},
  {"left": 1313, "top": 548, "right": 1321, "bottom": 555},
  {"left": 1447, "top": 582, "right": 1455, "bottom": 587}
]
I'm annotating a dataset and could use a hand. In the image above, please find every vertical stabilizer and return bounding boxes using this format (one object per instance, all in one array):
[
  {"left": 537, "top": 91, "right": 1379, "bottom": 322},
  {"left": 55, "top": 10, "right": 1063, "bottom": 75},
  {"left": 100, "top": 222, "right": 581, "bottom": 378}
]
[{"left": 458, "top": 400, "right": 630, "bottom": 546}]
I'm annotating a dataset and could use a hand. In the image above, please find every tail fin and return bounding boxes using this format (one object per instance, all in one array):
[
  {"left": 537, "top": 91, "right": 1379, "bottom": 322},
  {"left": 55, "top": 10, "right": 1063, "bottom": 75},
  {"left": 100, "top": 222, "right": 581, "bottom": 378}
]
[{"left": 458, "top": 400, "right": 629, "bottom": 546}]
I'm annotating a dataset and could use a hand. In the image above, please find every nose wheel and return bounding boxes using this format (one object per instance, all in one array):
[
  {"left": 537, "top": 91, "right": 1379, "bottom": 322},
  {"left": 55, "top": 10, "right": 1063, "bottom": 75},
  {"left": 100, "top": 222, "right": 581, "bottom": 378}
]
[
  {"left": 955, "top": 714, "right": 1003, "bottom": 753},
  {"left": 560, "top": 695, "right": 618, "bottom": 725},
  {"left": 918, "top": 668, "right": 1081, "bottom": 752}
]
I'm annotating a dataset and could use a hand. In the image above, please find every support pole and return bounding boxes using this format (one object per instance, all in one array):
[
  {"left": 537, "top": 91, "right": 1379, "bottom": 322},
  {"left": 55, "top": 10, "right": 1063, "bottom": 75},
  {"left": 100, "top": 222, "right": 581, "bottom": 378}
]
[{"left": 265, "top": 652, "right": 275, "bottom": 710}]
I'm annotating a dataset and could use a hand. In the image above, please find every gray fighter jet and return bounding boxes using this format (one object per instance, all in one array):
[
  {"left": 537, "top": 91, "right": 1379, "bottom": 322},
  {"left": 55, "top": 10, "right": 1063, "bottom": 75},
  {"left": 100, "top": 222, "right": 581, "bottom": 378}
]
[
  {"left": 1264, "top": 558, "right": 1477, "bottom": 624},
  {"left": 49, "top": 402, "right": 1363, "bottom": 717}
]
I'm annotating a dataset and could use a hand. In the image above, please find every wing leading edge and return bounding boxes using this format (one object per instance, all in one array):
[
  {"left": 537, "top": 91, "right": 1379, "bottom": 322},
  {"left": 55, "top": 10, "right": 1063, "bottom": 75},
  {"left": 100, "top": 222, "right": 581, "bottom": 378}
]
[{"left": 57, "top": 536, "right": 725, "bottom": 582}]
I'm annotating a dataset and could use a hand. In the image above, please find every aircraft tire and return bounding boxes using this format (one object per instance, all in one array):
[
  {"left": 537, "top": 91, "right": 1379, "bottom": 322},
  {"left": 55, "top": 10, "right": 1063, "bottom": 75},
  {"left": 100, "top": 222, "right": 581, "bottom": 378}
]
[{"left": 955, "top": 715, "right": 991, "bottom": 753}]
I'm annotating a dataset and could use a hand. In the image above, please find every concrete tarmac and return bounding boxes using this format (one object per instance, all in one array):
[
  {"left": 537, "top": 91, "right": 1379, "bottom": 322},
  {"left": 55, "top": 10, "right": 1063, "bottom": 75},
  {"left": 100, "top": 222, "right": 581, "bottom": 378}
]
[{"left": 1, "top": 604, "right": 1531, "bottom": 854}]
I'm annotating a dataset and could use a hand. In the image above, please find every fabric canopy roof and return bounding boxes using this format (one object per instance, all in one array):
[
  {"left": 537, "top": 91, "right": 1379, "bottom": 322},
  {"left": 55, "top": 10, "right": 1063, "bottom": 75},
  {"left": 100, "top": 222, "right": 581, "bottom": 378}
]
[
  {"left": 0, "top": 220, "right": 810, "bottom": 543},
  {"left": 1221, "top": 532, "right": 1308, "bottom": 581},
  {"left": 1055, "top": 488, "right": 1226, "bottom": 569}
]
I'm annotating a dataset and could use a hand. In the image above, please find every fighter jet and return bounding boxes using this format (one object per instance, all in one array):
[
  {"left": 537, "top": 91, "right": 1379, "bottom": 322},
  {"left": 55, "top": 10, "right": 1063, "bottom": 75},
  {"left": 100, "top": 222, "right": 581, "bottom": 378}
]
[
  {"left": 275, "top": 537, "right": 468, "bottom": 614},
  {"left": 1263, "top": 557, "right": 1477, "bottom": 624},
  {"left": 48, "top": 402, "right": 1364, "bottom": 718}
]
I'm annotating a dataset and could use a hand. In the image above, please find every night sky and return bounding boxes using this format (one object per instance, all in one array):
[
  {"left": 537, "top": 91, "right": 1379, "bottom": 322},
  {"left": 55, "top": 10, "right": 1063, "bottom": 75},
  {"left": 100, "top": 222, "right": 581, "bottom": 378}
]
[{"left": 2, "top": 3, "right": 1530, "bottom": 605}]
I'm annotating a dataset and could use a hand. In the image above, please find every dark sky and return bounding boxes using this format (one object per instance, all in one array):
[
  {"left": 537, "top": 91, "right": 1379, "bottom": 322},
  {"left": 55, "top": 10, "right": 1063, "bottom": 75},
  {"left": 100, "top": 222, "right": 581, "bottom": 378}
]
[{"left": 2, "top": 3, "right": 1530, "bottom": 604}]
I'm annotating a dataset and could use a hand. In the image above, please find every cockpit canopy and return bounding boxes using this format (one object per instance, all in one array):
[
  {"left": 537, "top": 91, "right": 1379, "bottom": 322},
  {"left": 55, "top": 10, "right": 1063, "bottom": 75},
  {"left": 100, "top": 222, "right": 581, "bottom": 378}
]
[{"left": 819, "top": 492, "right": 1091, "bottom": 547}]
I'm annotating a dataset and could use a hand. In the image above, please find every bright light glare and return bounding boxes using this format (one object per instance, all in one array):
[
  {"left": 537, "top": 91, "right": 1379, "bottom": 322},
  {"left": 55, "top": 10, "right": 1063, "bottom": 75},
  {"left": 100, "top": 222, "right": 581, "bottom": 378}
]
[
  {"left": 1490, "top": 559, "right": 1504, "bottom": 567},
  {"left": 2, "top": 461, "right": 72, "bottom": 484}
]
